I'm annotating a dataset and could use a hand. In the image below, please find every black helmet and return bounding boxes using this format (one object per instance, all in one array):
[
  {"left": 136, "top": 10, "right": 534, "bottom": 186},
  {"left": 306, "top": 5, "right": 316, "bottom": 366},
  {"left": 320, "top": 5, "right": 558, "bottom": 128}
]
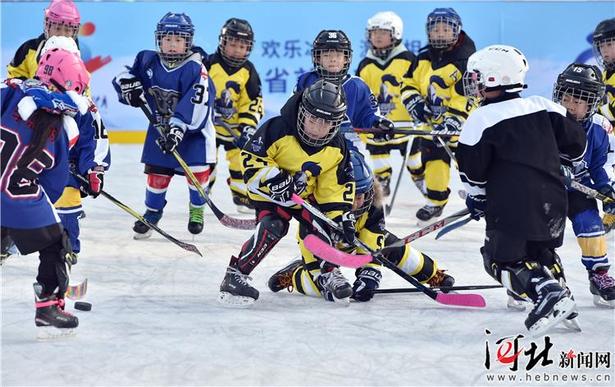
[
  {"left": 218, "top": 18, "right": 254, "bottom": 67},
  {"left": 311, "top": 30, "right": 352, "bottom": 83},
  {"left": 297, "top": 80, "right": 347, "bottom": 147},
  {"left": 592, "top": 18, "right": 615, "bottom": 70},
  {"left": 553, "top": 63, "right": 605, "bottom": 122}
]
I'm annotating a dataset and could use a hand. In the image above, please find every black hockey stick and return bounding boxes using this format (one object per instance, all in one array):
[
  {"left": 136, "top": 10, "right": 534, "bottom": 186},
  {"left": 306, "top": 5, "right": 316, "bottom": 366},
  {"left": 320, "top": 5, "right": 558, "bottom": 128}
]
[
  {"left": 434, "top": 190, "right": 472, "bottom": 240},
  {"left": 385, "top": 136, "right": 413, "bottom": 216},
  {"left": 71, "top": 172, "right": 203, "bottom": 257},
  {"left": 374, "top": 284, "right": 503, "bottom": 294},
  {"left": 139, "top": 104, "right": 256, "bottom": 230},
  {"left": 382, "top": 208, "right": 471, "bottom": 251},
  {"left": 290, "top": 194, "right": 486, "bottom": 308}
]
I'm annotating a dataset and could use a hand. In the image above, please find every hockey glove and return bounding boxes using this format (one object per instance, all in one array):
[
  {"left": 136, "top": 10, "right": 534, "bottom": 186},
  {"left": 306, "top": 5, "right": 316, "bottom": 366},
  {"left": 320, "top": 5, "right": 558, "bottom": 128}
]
[
  {"left": 466, "top": 194, "right": 486, "bottom": 221},
  {"left": 371, "top": 117, "right": 395, "bottom": 142},
  {"left": 332, "top": 212, "right": 357, "bottom": 245},
  {"left": 118, "top": 77, "right": 146, "bottom": 107},
  {"left": 61, "top": 230, "right": 78, "bottom": 269},
  {"left": 433, "top": 116, "right": 463, "bottom": 146},
  {"left": 156, "top": 125, "right": 184, "bottom": 154},
  {"left": 266, "top": 172, "right": 296, "bottom": 204},
  {"left": 560, "top": 162, "right": 589, "bottom": 188},
  {"left": 236, "top": 124, "right": 257, "bottom": 149},
  {"left": 351, "top": 267, "right": 382, "bottom": 302},
  {"left": 598, "top": 183, "right": 615, "bottom": 233},
  {"left": 80, "top": 166, "right": 104, "bottom": 198},
  {"left": 403, "top": 93, "right": 429, "bottom": 123}
]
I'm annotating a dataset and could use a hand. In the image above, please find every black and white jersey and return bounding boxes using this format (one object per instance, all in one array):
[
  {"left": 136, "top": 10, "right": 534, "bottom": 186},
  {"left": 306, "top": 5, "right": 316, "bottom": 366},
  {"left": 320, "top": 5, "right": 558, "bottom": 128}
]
[{"left": 456, "top": 94, "right": 587, "bottom": 240}]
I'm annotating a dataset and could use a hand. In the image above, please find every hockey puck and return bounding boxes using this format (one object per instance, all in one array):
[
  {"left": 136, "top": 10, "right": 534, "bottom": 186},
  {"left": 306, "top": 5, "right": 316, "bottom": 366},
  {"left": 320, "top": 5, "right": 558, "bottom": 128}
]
[{"left": 74, "top": 301, "right": 92, "bottom": 311}]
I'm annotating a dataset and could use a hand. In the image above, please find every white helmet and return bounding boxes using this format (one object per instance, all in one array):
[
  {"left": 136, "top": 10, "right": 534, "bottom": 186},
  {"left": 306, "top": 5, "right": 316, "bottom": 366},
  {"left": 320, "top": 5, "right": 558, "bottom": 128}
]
[
  {"left": 366, "top": 12, "right": 403, "bottom": 59},
  {"left": 463, "top": 45, "right": 529, "bottom": 97},
  {"left": 367, "top": 11, "right": 403, "bottom": 40},
  {"left": 41, "top": 36, "right": 80, "bottom": 56}
]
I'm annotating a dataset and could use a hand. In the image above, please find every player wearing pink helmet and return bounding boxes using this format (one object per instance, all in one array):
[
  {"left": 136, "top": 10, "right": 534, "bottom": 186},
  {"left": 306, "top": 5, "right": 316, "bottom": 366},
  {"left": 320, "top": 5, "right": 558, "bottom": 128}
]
[{"left": 7, "top": 0, "right": 81, "bottom": 80}]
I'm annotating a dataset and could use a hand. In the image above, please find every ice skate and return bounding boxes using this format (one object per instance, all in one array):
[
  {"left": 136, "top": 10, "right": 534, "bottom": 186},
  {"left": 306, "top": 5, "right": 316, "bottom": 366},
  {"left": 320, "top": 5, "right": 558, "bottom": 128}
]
[
  {"left": 34, "top": 283, "right": 78, "bottom": 339},
  {"left": 427, "top": 269, "right": 455, "bottom": 292},
  {"left": 133, "top": 209, "right": 163, "bottom": 240},
  {"left": 525, "top": 277, "right": 577, "bottom": 336},
  {"left": 588, "top": 269, "right": 615, "bottom": 308},
  {"left": 188, "top": 204, "right": 204, "bottom": 235},
  {"left": 232, "top": 193, "right": 255, "bottom": 214},
  {"left": 506, "top": 290, "right": 528, "bottom": 311},
  {"left": 416, "top": 204, "right": 444, "bottom": 223},
  {"left": 317, "top": 268, "right": 352, "bottom": 305},
  {"left": 219, "top": 265, "right": 259, "bottom": 307},
  {"left": 268, "top": 259, "right": 302, "bottom": 292}
]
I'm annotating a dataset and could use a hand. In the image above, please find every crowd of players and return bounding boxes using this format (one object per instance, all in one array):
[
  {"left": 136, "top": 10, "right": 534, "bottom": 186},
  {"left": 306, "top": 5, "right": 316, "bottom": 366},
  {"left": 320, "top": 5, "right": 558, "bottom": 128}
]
[{"left": 1, "top": 0, "right": 614, "bottom": 337}]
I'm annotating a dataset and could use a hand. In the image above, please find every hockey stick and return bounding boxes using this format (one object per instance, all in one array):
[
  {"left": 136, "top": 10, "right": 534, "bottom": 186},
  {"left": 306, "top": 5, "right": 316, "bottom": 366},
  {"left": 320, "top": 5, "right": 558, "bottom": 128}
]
[
  {"left": 139, "top": 104, "right": 256, "bottom": 230},
  {"left": 71, "top": 172, "right": 203, "bottom": 257},
  {"left": 570, "top": 180, "right": 615, "bottom": 203},
  {"left": 303, "top": 234, "right": 373, "bottom": 269},
  {"left": 385, "top": 136, "right": 413, "bottom": 216},
  {"left": 291, "top": 194, "right": 486, "bottom": 308},
  {"left": 382, "top": 208, "right": 471, "bottom": 251},
  {"left": 355, "top": 128, "right": 457, "bottom": 136},
  {"left": 435, "top": 216, "right": 473, "bottom": 240},
  {"left": 374, "top": 284, "right": 503, "bottom": 294},
  {"left": 66, "top": 278, "right": 88, "bottom": 300},
  {"left": 435, "top": 136, "right": 459, "bottom": 170}
]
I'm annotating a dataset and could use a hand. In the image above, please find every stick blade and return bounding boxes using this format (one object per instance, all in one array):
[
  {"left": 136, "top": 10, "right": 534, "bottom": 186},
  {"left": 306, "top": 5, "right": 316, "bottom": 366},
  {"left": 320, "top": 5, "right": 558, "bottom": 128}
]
[
  {"left": 219, "top": 215, "right": 256, "bottom": 230},
  {"left": 435, "top": 292, "right": 486, "bottom": 308},
  {"left": 304, "top": 235, "right": 372, "bottom": 269},
  {"left": 66, "top": 278, "right": 88, "bottom": 300}
]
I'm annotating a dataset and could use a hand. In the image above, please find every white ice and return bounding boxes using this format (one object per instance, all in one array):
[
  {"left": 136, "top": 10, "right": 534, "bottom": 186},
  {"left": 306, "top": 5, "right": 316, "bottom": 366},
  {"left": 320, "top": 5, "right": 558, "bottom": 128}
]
[{"left": 2, "top": 145, "right": 614, "bottom": 386}]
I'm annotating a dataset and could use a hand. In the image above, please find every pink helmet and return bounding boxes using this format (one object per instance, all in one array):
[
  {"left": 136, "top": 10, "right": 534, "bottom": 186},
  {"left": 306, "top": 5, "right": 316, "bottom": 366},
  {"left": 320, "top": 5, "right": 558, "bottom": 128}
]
[
  {"left": 44, "top": 0, "right": 81, "bottom": 38},
  {"left": 36, "top": 48, "right": 90, "bottom": 94}
]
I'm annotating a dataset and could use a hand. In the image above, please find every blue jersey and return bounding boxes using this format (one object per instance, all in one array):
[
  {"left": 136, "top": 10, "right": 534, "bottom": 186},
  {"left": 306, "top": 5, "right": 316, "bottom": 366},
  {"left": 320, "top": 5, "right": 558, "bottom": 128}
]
[
  {"left": 579, "top": 114, "right": 613, "bottom": 189},
  {"left": 113, "top": 49, "right": 216, "bottom": 169},
  {"left": 1, "top": 83, "right": 78, "bottom": 229},
  {"left": 295, "top": 71, "right": 380, "bottom": 131}
]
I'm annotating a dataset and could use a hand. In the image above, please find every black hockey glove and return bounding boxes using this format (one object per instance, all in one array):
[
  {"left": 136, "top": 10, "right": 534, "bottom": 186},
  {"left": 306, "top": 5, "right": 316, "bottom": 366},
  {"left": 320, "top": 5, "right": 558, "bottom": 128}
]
[
  {"left": 465, "top": 194, "right": 486, "bottom": 221},
  {"left": 236, "top": 124, "right": 257, "bottom": 149},
  {"left": 266, "top": 172, "right": 296, "bottom": 204},
  {"left": 433, "top": 116, "right": 463, "bottom": 146},
  {"left": 119, "top": 77, "right": 146, "bottom": 107},
  {"left": 61, "top": 230, "right": 78, "bottom": 269},
  {"left": 79, "top": 165, "right": 104, "bottom": 198},
  {"left": 156, "top": 125, "right": 184, "bottom": 154},
  {"left": 403, "top": 93, "right": 429, "bottom": 123},
  {"left": 371, "top": 117, "right": 395, "bottom": 142},
  {"left": 560, "top": 162, "right": 589, "bottom": 188},
  {"left": 351, "top": 267, "right": 382, "bottom": 302},
  {"left": 332, "top": 212, "right": 357, "bottom": 245}
]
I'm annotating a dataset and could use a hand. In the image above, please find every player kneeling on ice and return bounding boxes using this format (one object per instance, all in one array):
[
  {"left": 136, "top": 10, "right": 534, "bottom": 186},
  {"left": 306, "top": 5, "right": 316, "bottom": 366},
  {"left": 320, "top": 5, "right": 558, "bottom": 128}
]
[
  {"left": 457, "top": 45, "right": 587, "bottom": 335},
  {"left": 1, "top": 48, "right": 90, "bottom": 337},
  {"left": 553, "top": 64, "right": 615, "bottom": 308},
  {"left": 268, "top": 150, "right": 455, "bottom": 304},
  {"left": 112, "top": 12, "right": 216, "bottom": 238},
  {"left": 218, "top": 80, "right": 355, "bottom": 306}
]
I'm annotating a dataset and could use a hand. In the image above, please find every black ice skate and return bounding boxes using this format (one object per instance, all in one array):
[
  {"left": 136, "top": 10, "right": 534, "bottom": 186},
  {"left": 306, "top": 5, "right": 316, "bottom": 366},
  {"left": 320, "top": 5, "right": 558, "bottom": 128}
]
[
  {"left": 376, "top": 175, "right": 391, "bottom": 197},
  {"left": 416, "top": 204, "right": 444, "bottom": 222},
  {"left": 34, "top": 283, "right": 78, "bottom": 339},
  {"left": 268, "top": 259, "right": 302, "bottom": 293},
  {"left": 219, "top": 265, "right": 259, "bottom": 306},
  {"left": 133, "top": 209, "right": 163, "bottom": 240},
  {"left": 232, "top": 193, "right": 255, "bottom": 215},
  {"left": 588, "top": 269, "right": 615, "bottom": 308},
  {"left": 507, "top": 290, "right": 529, "bottom": 311},
  {"left": 427, "top": 269, "right": 455, "bottom": 293},
  {"left": 317, "top": 268, "right": 353, "bottom": 304},
  {"left": 524, "top": 277, "right": 576, "bottom": 336},
  {"left": 411, "top": 175, "right": 427, "bottom": 197},
  {"left": 188, "top": 204, "right": 204, "bottom": 235}
]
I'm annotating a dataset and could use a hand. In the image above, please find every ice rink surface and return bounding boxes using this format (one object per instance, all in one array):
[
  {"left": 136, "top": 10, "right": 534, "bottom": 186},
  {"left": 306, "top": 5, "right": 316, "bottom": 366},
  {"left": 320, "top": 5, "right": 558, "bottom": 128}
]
[{"left": 2, "top": 145, "right": 614, "bottom": 386}]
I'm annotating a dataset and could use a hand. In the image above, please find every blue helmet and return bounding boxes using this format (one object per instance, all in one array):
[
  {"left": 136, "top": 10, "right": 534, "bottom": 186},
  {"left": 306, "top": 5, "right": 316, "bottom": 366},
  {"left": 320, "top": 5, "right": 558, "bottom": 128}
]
[
  {"left": 426, "top": 8, "right": 462, "bottom": 49},
  {"left": 350, "top": 151, "right": 374, "bottom": 216},
  {"left": 155, "top": 12, "right": 195, "bottom": 65}
]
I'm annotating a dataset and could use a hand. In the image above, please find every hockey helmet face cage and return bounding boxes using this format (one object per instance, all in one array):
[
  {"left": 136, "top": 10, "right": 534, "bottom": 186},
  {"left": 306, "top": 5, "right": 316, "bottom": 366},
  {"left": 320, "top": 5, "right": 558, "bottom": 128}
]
[
  {"left": 44, "top": 0, "right": 81, "bottom": 39},
  {"left": 366, "top": 11, "right": 403, "bottom": 59},
  {"left": 297, "top": 80, "right": 347, "bottom": 147},
  {"left": 426, "top": 8, "right": 462, "bottom": 49},
  {"left": 312, "top": 30, "right": 353, "bottom": 83},
  {"left": 219, "top": 18, "right": 254, "bottom": 67},
  {"left": 155, "top": 12, "right": 195, "bottom": 66},
  {"left": 553, "top": 63, "right": 605, "bottom": 122},
  {"left": 36, "top": 48, "right": 90, "bottom": 94},
  {"left": 463, "top": 45, "right": 529, "bottom": 102},
  {"left": 592, "top": 18, "right": 615, "bottom": 71},
  {"left": 350, "top": 151, "right": 374, "bottom": 217}
]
